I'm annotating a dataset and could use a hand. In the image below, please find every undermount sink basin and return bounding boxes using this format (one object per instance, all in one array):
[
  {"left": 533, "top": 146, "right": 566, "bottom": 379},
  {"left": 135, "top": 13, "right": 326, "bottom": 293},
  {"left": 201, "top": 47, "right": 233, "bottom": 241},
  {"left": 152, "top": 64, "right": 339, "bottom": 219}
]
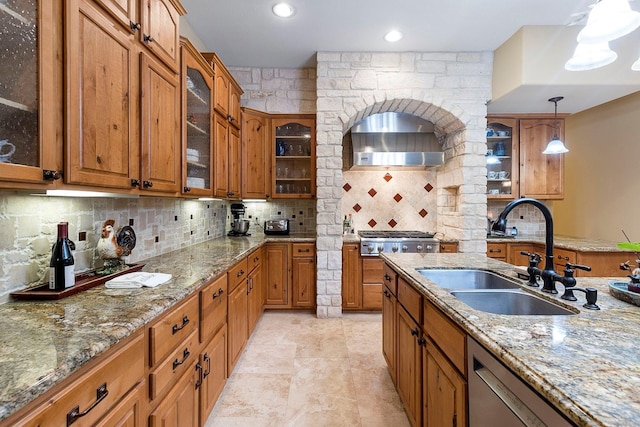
[
  {"left": 450, "top": 290, "right": 576, "bottom": 316},
  {"left": 416, "top": 269, "right": 520, "bottom": 290}
]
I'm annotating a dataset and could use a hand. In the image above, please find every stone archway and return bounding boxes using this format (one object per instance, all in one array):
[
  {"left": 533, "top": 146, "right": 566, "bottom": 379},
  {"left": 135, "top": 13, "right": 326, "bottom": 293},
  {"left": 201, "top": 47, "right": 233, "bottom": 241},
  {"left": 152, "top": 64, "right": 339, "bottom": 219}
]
[{"left": 314, "top": 51, "right": 492, "bottom": 318}]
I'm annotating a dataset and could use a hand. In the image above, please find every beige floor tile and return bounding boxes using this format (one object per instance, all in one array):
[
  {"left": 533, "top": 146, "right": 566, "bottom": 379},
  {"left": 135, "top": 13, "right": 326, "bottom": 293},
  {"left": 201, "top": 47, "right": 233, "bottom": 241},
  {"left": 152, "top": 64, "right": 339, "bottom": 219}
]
[
  {"left": 234, "top": 342, "right": 297, "bottom": 374},
  {"left": 212, "top": 372, "right": 291, "bottom": 418},
  {"left": 351, "top": 366, "right": 407, "bottom": 419},
  {"left": 204, "top": 416, "right": 284, "bottom": 427}
]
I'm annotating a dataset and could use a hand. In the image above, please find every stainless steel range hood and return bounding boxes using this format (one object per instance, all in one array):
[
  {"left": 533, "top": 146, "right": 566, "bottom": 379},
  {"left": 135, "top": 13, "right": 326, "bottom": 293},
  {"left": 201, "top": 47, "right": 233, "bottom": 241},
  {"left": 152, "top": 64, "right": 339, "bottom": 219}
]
[{"left": 348, "top": 112, "right": 444, "bottom": 169}]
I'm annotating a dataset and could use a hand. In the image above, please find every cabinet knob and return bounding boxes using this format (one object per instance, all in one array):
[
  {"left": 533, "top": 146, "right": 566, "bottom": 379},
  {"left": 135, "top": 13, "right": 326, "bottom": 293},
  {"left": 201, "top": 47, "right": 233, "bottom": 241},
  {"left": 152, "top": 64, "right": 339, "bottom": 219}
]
[
  {"left": 130, "top": 21, "right": 141, "bottom": 32},
  {"left": 183, "top": 186, "right": 191, "bottom": 193},
  {"left": 43, "top": 170, "right": 62, "bottom": 181},
  {"left": 143, "top": 34, "right": 153, "bottom": 43},
  {"left": 143, "top": 180, "right": 153, "bottom": 188},
  {"left": 130, "top": 179, "right": 140, "bottom": 187}
]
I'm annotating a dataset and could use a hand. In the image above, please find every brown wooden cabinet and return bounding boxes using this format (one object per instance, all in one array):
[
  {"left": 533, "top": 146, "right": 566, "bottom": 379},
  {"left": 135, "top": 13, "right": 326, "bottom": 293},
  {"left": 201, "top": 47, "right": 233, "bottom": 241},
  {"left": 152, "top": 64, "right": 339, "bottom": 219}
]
[
  {"left": 212, "top": 109, "right": 241, "bottom": 199},
  {"left": 198, "top": 324, "right": 227, "bottom": 425},
  {"left": 0, "top": 1, "right": 62, "bottom": 186},
  {"left": 272, "top": 116, "right": 316, "bottom": 199},
  {"left": 362, "top": 257, "right": 383, "bottom": 310},
  {"left": 65, "top": 0, "right": 183, "bottom": 195},
  {"left": 342, "top": 243, "right": 362, "bottom": 309},
  {"left": 486, "top": 117, "right": 518, "bottom": 199},
  {"left": 382, "top": 281, "right": 398, "bottom": 384},
  {"left": 519, "top": 118, "right": 564, "bottom": 199},
  {"left": 397, "top": 304, "right": 422, "bottom": 427},
  {"left": 205, "top": 52, "right": 242, "bottom": 129},
  {"left": 227, "top": 259, "right": 249, "bottom": 374},
  {"left": 241, "top": 108, "right": 271, "bottom": 199},
  {"left": 438, "top": 242, "right": 459, "bottom": 253},
  {"left": 507, "top": 242, "right": 535, "bottom": 266},
  {"left": 149, "top": 364, "right": 199, "bottom": 427},
  {"left": 292, "top": 243, "right": 316, "bottom": 308},
  {"left": 486, "top": 242, "right": 507, "bottom": 261},
  {"left": 139, "top": 0, "right": 185, "bottom": 73},
  {"left": 94, "top": 380, "right": 145, "bottom": 427},
  {"left": 265, "top": 243, "right": 289, "bottom": 307},
  {"left": 487, "top": 115, "right": 565, "bottom": 200},
  {"left": 181, "top": 37, "right": 213, "bottom": 197},
  {"left": 247, "top": 248, "right": 264, "bottom": 335}
]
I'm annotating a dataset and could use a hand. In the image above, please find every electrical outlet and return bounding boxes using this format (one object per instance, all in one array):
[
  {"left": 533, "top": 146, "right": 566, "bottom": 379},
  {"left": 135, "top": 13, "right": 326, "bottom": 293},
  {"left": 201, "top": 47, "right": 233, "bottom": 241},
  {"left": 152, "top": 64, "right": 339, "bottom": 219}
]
[{"left": 255, "top": 216, "right": 260, "bottom": 225}]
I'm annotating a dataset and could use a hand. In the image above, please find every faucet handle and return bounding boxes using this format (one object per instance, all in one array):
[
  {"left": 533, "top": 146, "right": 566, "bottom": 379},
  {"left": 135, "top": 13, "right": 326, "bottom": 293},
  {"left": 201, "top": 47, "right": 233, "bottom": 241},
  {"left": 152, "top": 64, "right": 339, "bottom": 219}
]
[
  {"left": 520, "top": 251, "right": 542, "bottom": 266},
  {"left": 564, "top": 262, "right": 591, "bottom": 273},
  {"left": 520, "top": 251, "right": 541, "bottom": 287}
]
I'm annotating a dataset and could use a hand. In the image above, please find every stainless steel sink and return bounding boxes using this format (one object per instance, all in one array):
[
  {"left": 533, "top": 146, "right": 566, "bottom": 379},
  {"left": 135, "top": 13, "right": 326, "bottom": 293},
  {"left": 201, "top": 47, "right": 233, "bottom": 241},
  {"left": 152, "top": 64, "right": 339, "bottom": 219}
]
[
  {"left": 450, "top": 290, "right": 576, "bottom": 315},
  {"left": 415, "top": 269, "right": 520, "bottom": 290}
]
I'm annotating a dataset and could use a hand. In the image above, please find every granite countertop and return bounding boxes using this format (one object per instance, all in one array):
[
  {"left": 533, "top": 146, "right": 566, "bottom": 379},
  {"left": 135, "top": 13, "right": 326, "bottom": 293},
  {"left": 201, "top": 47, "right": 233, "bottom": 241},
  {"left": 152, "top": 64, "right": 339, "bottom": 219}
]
[
  {"left": 381, "top": 253, "right": 640, "bottom": 427},
  {"left": 0, "top": 232, "right": 314, "bottom": 421},
  {"left": 488, "top": 234, "right": 632, "bottom": 252}
]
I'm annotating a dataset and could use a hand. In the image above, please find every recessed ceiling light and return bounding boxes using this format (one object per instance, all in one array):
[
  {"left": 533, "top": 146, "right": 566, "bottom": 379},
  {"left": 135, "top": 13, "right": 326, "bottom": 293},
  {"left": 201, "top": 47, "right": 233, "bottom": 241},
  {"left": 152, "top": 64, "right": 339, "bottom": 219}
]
[
  {"left": 273, "top": 3, "right": 295, "bottom": 18},
  {"left": 384, "top": 30, "right": 403, "bottom": 42}
]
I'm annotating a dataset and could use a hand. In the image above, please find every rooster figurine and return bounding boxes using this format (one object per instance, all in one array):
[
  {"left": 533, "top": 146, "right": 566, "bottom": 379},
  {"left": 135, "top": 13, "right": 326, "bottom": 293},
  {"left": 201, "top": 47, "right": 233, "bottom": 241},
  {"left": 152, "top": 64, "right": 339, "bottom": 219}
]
[{"left": 97, "top": 219, "right": 136, "bottom": 274}]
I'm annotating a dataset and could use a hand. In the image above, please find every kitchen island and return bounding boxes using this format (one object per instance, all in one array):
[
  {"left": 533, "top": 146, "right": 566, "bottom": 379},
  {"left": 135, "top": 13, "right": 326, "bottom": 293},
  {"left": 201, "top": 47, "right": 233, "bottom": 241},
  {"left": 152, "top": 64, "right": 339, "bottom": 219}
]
[
  {"left": 0, "top": 233, "right": 314, "bottom": 423},
  {"left": 382, "top": 252, "right": 640, "bottom": 426}
]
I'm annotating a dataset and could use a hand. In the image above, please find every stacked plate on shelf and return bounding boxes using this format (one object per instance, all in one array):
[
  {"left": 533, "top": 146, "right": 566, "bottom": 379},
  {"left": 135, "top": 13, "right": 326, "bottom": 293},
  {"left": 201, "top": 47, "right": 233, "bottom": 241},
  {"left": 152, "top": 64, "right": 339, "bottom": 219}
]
[
  {"left": 186, "top": 148, "right": 200, "bottom": 163},
  {"left": 186, "top": 177, "right": 205, "bottom": 188}
]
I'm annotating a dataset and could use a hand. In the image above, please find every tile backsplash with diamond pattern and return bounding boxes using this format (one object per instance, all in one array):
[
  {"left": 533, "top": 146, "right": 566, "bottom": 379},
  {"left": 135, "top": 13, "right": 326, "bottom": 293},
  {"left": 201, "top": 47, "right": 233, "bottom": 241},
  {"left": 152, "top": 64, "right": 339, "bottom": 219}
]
[{"left": 342, "top": 170, "right": 438, "bottom": 233}]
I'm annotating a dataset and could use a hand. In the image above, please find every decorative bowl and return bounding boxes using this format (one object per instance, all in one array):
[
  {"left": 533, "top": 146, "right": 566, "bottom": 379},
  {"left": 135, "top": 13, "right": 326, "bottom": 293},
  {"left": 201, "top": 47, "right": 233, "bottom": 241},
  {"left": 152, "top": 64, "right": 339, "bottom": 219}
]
[{"left": 608, "top": 281, "right": 640, "bottom": 307}]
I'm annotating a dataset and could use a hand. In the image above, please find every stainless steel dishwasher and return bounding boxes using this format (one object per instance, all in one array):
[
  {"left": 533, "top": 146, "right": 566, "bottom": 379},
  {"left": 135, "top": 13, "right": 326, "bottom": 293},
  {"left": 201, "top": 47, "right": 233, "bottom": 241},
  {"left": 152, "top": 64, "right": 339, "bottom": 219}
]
[{"left": 467, "top": 337, "right": 574, "bottom": 426}]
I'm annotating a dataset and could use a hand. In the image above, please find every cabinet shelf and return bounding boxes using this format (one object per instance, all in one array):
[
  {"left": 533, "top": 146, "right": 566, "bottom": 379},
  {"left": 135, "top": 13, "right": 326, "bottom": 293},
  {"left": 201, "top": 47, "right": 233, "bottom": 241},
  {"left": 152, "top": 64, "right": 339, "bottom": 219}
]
[
  {"left": 187, "top": 160, "right": 209, "bottom": 169},
  {"left": 0, "top": 3, "right": 34, "bottom": 26},
  {"left": 276, "top": 178, "right": 311, "bottom": 181},
  {"left": 186, "top": 120, "right": 209, "bottom": 136},
  {"left": 275, "top": 135, "right": 311, "bottom": 140},
  {"left": 487, "top": 136, "right": 511, "bottom": 141},
  {"left": 0, "top": 96, "right": 31, "bottom": 112},
  {"left": 186, "top": 87, "right": 208, "bottom": 107},
  {"left": 275, "top": 156, "right": 311, "bottom": 160}
]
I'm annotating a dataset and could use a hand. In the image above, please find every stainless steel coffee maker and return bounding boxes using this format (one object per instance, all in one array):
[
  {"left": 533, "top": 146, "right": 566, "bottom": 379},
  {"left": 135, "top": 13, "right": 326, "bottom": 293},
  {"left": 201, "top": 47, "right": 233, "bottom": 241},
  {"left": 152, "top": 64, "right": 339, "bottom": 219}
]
[{"left": 229, "top": 203, "right": 250, "bottom": 236}]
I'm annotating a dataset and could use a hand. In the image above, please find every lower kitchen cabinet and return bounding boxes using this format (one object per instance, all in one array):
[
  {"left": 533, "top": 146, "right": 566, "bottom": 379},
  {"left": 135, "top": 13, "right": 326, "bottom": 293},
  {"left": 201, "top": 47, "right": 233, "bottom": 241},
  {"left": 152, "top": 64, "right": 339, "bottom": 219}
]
[
  {"left": 397, "top": 305, "right": 422, "bottom": 427},
  {"left": 94, "top": 380, "right": 145, "bottom": 427},
  {"left": 362, "top": 257, "right": 383, "bottom": 310},
  {"left": 265, "top": 242, "right": 316, "bottom": 310},
  {"left": 149, "top": 364, "right": 199, "bottom": 427},
  {"left": 265, "top": 243, "right": 289, "bottom": 307},
  {"left": 342, "top": 243, "right": 362, "bottom": 309},
  {"left": 247, "top": 259, "right": 264, "bottom": 335},
  {"left": 438, "top": 242, "right": 459, "bottom": 253},
  {"left": 292, "top": 243, "right": 316, "bottom": 308},
  {"left": 423, "top": 339, "right": 466, "bottom": 427},
  {"left": 382, "top": 283, "right": 398, "bottom": 384},
  {"left": 486, "top": 242, "right": 507, "bottom": 261},
  {"left": 198, "top": 324, "right": 227, "bottom": 425},
  {"left": 227, "top": 274, "right": 248, "bottom": 374}
]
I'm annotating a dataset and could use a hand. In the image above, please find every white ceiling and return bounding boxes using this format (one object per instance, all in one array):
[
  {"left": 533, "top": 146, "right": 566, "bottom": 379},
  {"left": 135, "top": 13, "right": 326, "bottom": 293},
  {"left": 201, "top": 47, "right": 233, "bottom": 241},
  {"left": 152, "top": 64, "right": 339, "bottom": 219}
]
[{"left": 181, "top": 0, "right": 640, "bottom": 114}]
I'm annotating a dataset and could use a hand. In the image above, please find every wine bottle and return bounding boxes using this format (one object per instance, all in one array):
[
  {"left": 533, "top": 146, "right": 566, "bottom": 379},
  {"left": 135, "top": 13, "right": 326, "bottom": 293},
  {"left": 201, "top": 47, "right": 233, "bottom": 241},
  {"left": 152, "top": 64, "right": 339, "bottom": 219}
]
[{"left": 49, "top": 222, "right": 75, "bottom": 290}]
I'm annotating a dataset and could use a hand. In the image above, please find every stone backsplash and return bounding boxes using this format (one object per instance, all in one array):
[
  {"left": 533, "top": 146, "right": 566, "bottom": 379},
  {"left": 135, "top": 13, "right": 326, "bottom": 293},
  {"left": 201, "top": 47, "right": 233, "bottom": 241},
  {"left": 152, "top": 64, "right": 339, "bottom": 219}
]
[
  {"left": 0, "top": 195, "right": 228, "bottom": 302},
  {"left": 487, "top": 200, "right": 549, "bottom": 237},
  {"left": 241, "top": 200, "right": 316, "bottom": 234}
]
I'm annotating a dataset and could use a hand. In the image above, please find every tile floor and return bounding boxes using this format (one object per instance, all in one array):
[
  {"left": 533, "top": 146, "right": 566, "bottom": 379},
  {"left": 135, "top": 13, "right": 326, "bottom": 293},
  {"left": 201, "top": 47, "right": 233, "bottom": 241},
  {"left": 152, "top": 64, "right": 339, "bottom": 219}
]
[{"left": 205, "top": 311, "right": 410, "bottom": 427}]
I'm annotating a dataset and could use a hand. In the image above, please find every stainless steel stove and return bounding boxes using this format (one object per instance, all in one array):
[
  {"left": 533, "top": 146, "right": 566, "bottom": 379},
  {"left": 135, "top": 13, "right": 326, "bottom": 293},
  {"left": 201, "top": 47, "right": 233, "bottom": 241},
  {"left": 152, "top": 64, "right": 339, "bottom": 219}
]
[{"left": 358, "top": 230, "right": 439, "bottom": 256}]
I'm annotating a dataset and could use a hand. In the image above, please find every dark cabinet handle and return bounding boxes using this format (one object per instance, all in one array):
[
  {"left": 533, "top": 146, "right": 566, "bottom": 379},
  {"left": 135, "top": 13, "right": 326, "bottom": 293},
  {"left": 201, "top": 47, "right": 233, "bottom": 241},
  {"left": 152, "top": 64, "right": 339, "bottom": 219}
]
[
  {"left": 172, "top": 316, "right": 190, "bottom": 334},
  {"left": 66, "top": 383, "right": 108, "bottom": 426},
  {"left": 43, "top": 170, "right": 61, "bottom": 181},
  {"left": 298, "top": 248, "right": 311, "bottom": 253},
  {"left": 489, "top": 248, "right": 502, "bottom": 253},
  {"left": 173, "top": 348, "right": 190, "bottom": 370},
  {"left": 203, "top": 353, "right": 211, "bottom": 377},
  {"left": 383, "top": 289, "right": 391, "bottom": 298},
  {"left": 383, "top": 274, "right": 392, "bottom": 282},
  {"left": 254, "top": 256, "right": 260, "bottom": 262},
  {"left": 143, "top": 34, "right": 153, "bottom": 43},
  {"left": 130, "top": 21, "right": 141, "bottom": 31},
  {"left": 237, "top": 269, "right": 245, "bottom": 277},
  {"left": 411, "top": 328, "right": 419, "bottom": 337},
  {"left": 183, "top": 187, "right": 191, "bottom": 193},
  {"left": 212, "top": 288, "right": 224, "bottom": 299},
  {"left": 130, "top": 179, "right": 140, "bottom": 187},
  {"left": 418, "top": 337, "right": 427, "bottom": 347},
  {"left": 195, "top": 362, "right": 203, "bottom": 389},
  {"left": 143, "top": 180, "right": 153, "bottom": 188}
]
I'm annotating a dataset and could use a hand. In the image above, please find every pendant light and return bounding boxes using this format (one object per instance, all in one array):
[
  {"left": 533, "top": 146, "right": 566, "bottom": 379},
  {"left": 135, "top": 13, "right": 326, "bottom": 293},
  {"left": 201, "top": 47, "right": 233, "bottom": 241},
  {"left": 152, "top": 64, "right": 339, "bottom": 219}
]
[
  {"left": 565, "top": 42, "right": 618, "bottom": 71},
  {"left": 577, "top": 0, "right": 640, "bottom": 44},
  {"left": 543, "top": 97, "right": 569, "bottom": 155}
]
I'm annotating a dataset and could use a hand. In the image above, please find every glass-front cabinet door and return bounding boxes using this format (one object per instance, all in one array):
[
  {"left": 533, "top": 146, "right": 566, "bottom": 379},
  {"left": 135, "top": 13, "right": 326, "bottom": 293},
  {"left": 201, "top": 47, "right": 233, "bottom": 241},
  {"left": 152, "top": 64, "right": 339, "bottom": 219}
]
[
  {"left": 0, "top": 1, "right": 60, "bottom": 184},
  {"left": 486, "top": 117, "right": 518, "bottom": 199},
  {"left": 272, "top": 116, "right": 315, "bottom": 199},
  {"left": 181, "top": 38, "right": 213, "bottom": 196}
]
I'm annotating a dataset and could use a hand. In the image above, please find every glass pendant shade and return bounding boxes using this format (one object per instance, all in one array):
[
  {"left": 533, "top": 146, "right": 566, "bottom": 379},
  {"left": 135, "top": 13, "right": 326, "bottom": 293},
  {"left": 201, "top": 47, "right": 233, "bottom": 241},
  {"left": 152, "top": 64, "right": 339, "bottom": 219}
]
[
  {"left": 565, "top": 42, "right": 617, "bottom": 70},
  {"left": 577, "top": 0, "right": 640, "bottom": 44},
  {"left": 632, "top": 55, "right": 640, "bottom": 71},
  {"left": 543, "top": 136, "right": 569, "bottom": 154}
]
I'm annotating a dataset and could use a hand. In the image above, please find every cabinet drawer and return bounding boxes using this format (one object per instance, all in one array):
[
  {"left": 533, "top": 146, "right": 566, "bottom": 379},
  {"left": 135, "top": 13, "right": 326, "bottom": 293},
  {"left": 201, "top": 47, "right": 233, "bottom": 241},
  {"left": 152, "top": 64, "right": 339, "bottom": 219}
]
[
  {"left": 383, "top": 263, "right": 398, "bottom": 295},
  {"left": 362, "top": 258, "right": 384, "bottom": 283},
  {"left": 248, "top": 247, "right": 263, "bottom": 272},
  {"left": 397, "top": 277, "right": 422, "bottom": 323},
  {"left": 18, "top": 333, "right": 144, "bottom": 427},
  {"left": 423, "top": 300, "right": 466, "bottom": 376},
  {"left": 487, "top": 242, "right": 507, "bottom": 259},
  {"left": 149, "top": 328, "right": 198, "bottom": 400},
  {"left": 228, "top": 258, "right": 248, "bottom": 291},
  {"left": 200, "top": 274, "right": 227, "bottom": 344},
  {"left": 292, "top": 243, "right": 315, "bottom": 257},
  {"left": 439, "top": 242, "right": 458, "bottom": 253},
  {"left": 149, "top": 294, "right": 198, "bottom": 367}
]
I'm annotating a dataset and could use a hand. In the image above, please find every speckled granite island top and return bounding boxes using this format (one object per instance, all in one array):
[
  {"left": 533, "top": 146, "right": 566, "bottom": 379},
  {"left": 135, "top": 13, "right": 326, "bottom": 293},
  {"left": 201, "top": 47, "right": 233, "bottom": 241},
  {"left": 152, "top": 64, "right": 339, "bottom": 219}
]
[
  {"left": 0, "top": 233, "right": 314, "bottom": 421},
  {"left": 381, "top": 253, "right": 640, "bottom": 427},
  {"left": 488, "top": 234, "right": 631, "bottom": 252}
]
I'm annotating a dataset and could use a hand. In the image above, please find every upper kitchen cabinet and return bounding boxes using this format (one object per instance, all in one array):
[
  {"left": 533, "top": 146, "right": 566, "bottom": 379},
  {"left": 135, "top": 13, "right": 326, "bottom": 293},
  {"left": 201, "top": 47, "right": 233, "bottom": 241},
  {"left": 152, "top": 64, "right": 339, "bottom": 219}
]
[
  {"left": 139, "top": 0, "right": 185, "bottom": 72},
  {"left": 181, "top": 37, "right": 213, "bottom": 197},
  {"left": 272, "top": 115, "right": 316, "bottom": 199},
  {"left": 519, "top": 118, "right": 564, "bottom": 199},
  {"left": 0, "top": 1, "right": 62, "bottom": 185},
  {"left": 65, "top": 0, "right": 183, "bottom": 194},
  {"left": 486, "top": 117, "right": 518, "bottom": 200},
  {"left": 487, "top": 115, "right": 564, "bottom": 200},
  {"left": 241, "top": 108, "right": 271, "bottom": 199},
  {"left": 212, "top": 114, "right": 241, "bottom": 199},
  {"left": 203, "top": 52, "right": 242, "bottom": 129}
]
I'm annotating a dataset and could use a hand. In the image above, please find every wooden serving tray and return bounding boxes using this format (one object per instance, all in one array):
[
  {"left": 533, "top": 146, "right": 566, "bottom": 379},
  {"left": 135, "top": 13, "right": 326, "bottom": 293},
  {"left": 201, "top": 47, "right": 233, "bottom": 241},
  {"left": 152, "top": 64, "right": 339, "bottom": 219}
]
[{"left": 10, "top": 264, "right": 145, "bottom": 301}]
